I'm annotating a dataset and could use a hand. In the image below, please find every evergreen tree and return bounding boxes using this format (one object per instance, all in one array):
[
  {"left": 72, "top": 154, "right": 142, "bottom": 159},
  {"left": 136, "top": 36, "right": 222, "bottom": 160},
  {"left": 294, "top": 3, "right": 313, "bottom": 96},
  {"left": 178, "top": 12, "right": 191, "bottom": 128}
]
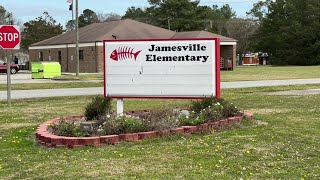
[
  {"left": 122, "top": 0, "right": 236, "bottom": 33},
  {"left": 252, "top": 0, "right": 320, "bottom": 65},
  {"left": 0, "top": 5, "right": 11, "bottom": 25},
  {"left": 21, "top": 12, "right": 63, "bottom": 50},
  {"left": 78, "top": 9, "right": 99, "bottom": 28}
]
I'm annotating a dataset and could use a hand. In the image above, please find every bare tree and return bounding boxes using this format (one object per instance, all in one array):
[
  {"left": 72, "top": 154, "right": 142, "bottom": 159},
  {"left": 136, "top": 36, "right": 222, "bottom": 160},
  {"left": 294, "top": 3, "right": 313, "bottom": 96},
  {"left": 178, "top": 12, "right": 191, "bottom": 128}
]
[
  {"left": 225, "top": 18, "right": 258, "bottom": 54},
  {"left": 96, "top": 12, "right": 121, "bottom": 22}
]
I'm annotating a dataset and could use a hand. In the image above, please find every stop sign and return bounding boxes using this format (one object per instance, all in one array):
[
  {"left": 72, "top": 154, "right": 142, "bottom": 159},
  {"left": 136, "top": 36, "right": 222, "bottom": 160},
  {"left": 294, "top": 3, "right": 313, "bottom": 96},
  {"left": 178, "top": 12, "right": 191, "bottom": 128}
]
[{"left": 0, "top": 25, "right": 20, "bottom": 50}]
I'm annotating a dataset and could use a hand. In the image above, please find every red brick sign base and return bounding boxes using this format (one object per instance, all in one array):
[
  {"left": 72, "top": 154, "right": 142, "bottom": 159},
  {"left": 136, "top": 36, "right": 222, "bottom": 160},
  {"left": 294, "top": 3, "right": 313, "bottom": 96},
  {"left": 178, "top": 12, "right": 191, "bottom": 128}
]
[{"left": 36, "top": 112, "right": 254, "bottom": 148}]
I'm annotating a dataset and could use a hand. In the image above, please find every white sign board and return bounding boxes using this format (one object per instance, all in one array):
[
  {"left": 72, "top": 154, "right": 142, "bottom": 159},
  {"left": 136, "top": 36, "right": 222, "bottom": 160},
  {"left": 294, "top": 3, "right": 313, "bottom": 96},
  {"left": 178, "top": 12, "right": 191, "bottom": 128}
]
[{"left": 104, "top": 38, "right": 220, "bottom": 99}]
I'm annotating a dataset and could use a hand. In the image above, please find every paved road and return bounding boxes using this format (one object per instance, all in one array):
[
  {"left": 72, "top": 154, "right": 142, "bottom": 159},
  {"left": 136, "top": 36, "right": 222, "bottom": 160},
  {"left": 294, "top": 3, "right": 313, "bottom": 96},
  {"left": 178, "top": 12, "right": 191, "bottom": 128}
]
[{"left": 1, "top": 78, "right": 320, "bottom": 100}]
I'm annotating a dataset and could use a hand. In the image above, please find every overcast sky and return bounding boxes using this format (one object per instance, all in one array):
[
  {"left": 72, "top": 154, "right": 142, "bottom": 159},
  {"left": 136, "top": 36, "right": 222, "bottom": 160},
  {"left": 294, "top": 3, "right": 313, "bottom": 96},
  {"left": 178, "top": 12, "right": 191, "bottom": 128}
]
[{"left": 1, "top": 0, "right": 259, "bottom": 26}]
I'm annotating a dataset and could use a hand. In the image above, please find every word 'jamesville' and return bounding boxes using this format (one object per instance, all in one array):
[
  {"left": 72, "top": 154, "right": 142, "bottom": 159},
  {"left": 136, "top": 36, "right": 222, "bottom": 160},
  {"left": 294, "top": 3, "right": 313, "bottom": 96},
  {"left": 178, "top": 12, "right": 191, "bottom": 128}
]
[{"left": 146, "top": 44, "right": 209, "bottom": 63}]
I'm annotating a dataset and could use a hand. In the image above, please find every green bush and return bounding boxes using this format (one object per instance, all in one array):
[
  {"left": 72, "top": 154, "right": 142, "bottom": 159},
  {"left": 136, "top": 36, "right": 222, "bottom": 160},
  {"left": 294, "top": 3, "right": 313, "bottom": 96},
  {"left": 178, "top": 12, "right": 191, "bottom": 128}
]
[
  {"left": 50, "top": 120, "right": 87, "bottom": 137},
  {"left": 219, "top": 99, "right": 242, "bottom": 118},
  {"left": 179, "top": 113, "right": 205, "bottom": 126},
  {"left": 191, "top": 98, "right": 218, "bottom": 114},
  {"left": 84, "top": 96, "right": 112, "bottom": 120},
  {"left": 190, "top": 97, "right": 242, "bottom": 122},
  {"left": 199, "top": 104, "right": 223, "bottom": 122},
  {"left": 118, "top": 115, "right": 147, "bottom": 133},
  {"left": 99, "top": 115, "right": 121, "bottom": 135}
]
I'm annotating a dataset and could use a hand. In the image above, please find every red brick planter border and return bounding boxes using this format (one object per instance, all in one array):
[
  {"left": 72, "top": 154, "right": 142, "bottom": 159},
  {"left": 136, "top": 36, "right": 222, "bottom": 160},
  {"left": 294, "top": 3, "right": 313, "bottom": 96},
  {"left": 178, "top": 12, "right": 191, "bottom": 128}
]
[{"left": 35, "top": 112, "right": 253, "bottom": 148}]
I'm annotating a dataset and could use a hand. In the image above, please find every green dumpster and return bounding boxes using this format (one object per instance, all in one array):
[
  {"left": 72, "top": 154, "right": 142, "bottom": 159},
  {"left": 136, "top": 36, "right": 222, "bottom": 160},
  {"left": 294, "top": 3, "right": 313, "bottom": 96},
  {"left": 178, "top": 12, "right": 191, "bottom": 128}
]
[{"left": 31, "top": 62, "right": 61, "bottom": 79}]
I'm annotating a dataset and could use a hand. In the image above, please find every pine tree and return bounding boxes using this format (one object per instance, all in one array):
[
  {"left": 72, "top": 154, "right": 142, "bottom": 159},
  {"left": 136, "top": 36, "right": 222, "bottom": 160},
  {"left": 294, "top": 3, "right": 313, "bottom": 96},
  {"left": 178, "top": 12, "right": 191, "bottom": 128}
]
[{"left": 252, "top": 0, "right": 320, "bottom": 65}]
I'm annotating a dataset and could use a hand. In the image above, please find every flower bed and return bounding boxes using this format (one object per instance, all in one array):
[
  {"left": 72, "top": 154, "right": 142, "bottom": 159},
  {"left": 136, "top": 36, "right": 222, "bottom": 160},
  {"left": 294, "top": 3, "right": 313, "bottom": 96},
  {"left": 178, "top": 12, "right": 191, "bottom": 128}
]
[
  {"left": 35, "top": 96, "right": 254, "bottom": 148},
  {"left": 35, "top": 112, "right": 254, "bottom": 148}
]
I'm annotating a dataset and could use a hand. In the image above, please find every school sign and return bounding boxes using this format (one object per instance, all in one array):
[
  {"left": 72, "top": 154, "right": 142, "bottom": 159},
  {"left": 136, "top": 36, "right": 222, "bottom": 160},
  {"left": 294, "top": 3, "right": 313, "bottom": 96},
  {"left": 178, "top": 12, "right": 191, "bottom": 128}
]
[{"left": 104, "top": 38, "right": 220, "bottom": 99}]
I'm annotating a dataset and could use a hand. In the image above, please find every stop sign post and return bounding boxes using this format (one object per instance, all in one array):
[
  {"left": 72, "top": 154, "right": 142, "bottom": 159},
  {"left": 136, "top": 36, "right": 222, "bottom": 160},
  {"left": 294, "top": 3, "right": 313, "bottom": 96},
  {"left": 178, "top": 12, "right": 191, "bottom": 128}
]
[{"left": 0, "top": 25, "right": 20, "bottom": 106}]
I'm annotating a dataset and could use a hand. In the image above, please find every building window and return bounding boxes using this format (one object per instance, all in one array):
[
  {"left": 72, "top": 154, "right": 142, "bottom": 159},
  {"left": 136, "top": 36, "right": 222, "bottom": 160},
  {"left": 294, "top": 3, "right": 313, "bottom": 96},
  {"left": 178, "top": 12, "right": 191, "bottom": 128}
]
[
  {"left": 79, "top": 50, "right": 84, "bottom": 60},
  {"left": 39, "top": 52, "right": 43, "bottom": 61},
  {"left": 58, "top": 51, "right": 62, "bottom": 64}
]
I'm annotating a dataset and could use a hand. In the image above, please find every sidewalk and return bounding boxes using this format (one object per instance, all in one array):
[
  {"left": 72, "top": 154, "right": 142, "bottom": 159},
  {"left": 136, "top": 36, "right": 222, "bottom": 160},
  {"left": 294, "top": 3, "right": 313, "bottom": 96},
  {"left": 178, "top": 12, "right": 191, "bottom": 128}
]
[{"left": 1, "top": 78, "right": 320, "bottom": 100}]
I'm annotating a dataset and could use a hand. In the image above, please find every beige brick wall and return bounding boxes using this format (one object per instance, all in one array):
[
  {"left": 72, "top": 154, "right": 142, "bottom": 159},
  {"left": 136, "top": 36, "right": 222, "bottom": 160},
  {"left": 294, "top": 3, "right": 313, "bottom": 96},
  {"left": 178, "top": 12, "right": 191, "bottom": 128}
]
[{"left": 29, "top": 46, "right": 104, "bottom": 73}]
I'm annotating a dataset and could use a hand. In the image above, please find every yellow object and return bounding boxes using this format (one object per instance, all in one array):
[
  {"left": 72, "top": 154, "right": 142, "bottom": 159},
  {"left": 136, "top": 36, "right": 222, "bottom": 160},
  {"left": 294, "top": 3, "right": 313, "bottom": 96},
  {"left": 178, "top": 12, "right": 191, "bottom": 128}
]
[{"left": 31, "top": 62, "right": 61, "bottom": 79}]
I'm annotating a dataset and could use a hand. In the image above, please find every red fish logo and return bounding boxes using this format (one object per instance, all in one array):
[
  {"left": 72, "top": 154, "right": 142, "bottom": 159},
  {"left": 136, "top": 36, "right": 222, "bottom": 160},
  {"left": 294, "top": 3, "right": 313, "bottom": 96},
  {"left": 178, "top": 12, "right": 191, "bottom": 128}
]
[{"left": 110, "top": 47, "right": 142, "bottom": 61}]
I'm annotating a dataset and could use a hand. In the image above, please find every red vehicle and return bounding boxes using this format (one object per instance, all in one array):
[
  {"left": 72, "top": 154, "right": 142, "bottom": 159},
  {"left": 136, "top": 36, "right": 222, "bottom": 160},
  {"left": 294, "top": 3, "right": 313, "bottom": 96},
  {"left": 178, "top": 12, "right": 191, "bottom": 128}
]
[{"left": 0, "top": 60, "right": 20, "bottom": 74}]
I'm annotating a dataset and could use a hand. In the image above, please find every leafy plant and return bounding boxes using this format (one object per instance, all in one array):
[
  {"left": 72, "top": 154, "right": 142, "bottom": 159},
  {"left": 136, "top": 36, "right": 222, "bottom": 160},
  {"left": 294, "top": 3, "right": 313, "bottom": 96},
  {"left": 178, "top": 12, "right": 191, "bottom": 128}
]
[
  {"left": 199, "top": 104, "right": 223, "bottom": 122},
  {"left": 84, "top": 96, "right": 112, "bottom": 120},
  {"left": 99, "top": 115, "right": 121, "bottom": 135},
  {"left": 191, "top": 97, "right": 218, "bottom": 114},
  {"left": 219, "top": 99, "right": 242, "bottom": 118},
  {"left": 178, "top": 112, "right": 205, "bottom": 126},
  {"left": 118, "top": 115, "right": 147, "bottom": 133},
  {"left": 190, "top": 97, "right": 242, "bottom": 122},
  {"left": 50, "top": 120, "right": 87, "bottom": 137},
  {"left": 139, "top": 109, "right": 180, "bottom": 131}
]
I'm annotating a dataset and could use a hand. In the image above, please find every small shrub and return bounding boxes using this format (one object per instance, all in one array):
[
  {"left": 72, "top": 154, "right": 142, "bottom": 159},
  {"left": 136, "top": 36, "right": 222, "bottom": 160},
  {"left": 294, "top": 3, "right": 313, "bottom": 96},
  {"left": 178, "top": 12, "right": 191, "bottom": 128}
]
[
  {"left": 118, "top": 115, "right": 147, "bottom": 133},
  {"left": 219, "top": 99, "right": 242, "bottom": 118},
  {"left": 191, "top": 98, "right": 218, "bottom": 114},
  {"left": 179, "top": 113, "right": 205, "bottom": 126},
  {"left": 139, "top": 109, "right": 180, "bottom": 131},
  {"left": 50, "top": 120, "right": 87, "bottom": 137},
  {"left": 98, "top": 115, "right": 121, "bottom": 135},
  {"left": 85, "top": 96, "right": 112, "bottom": 120},
  {"left": 190, "top": 97, "right": 242, "bottom": 122},
  {"left": 198, "top": 103, "right": 223, "bottom": 121}
]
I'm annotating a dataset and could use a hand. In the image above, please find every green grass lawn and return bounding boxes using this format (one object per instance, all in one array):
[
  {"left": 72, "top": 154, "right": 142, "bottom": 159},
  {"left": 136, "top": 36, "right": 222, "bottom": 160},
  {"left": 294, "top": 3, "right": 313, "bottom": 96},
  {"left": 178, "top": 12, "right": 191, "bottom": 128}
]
[
  {"left": 0, "top": 84, "right": 319, "bottom": 179},
  {"left": 221, "top": 65, "right": 320, "bottom": 81},
  {"left": 52, "top": 74, "right": 103, "bottom": 81}
]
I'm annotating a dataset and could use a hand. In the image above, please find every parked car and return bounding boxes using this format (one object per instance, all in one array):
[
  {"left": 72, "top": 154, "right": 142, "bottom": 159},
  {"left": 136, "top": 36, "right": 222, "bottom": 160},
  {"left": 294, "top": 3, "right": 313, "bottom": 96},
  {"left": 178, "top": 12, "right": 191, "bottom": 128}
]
[{"left": 0, "top": 60, "right": 20, "bottom": 74}]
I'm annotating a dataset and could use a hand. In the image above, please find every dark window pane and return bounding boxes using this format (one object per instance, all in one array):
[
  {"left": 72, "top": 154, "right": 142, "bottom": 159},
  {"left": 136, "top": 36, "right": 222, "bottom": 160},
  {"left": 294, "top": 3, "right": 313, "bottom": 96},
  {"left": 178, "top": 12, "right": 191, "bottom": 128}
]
[
  {"left": 79, "top": 50, "right": 84, "bottom": 60},
  {"left": 40, "top": 52, "right": 43, "bottom": 61}
]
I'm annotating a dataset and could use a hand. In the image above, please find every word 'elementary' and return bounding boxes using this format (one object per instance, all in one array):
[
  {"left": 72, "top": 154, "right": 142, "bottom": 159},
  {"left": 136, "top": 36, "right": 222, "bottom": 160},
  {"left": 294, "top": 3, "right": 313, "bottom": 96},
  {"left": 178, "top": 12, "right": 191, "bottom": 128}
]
[{"left": 146, "top": 44, "right": 210, "bottom": 63}]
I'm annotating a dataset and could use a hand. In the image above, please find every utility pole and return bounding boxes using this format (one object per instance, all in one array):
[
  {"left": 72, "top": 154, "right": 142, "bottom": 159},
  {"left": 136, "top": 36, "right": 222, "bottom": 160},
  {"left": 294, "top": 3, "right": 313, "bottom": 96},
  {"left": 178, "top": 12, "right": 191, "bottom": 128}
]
[
  {"left": 168, "top": 17, "right": 171, "bottom": 30},
  {"left": 75, "top": 0, "right": 79, "bottom": 76},
  {"left": 71, "top": 2, "right": 74, "bottom": 30}
]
